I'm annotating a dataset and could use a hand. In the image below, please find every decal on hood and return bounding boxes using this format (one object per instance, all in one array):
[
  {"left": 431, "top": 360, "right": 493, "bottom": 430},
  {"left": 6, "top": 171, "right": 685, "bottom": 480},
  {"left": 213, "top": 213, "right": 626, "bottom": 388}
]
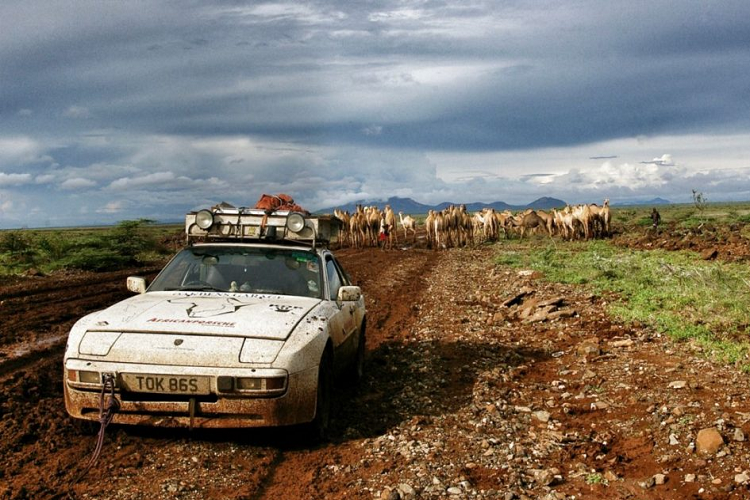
[
  {"left": 168, "top": 297, "right": 256, "bottom": 318},
  {"left": 147, "top": 317, "right": 235, "bottom": 328},
  {"left": 270, "top": 304, "right": 304, "bottom": 313}
]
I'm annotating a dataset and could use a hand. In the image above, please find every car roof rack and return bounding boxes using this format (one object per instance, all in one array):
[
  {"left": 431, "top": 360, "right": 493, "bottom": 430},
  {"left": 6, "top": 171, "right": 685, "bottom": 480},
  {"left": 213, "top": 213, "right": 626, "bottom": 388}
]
[{"left": 185, "top": 205, "right": 342, "bottom": 248}]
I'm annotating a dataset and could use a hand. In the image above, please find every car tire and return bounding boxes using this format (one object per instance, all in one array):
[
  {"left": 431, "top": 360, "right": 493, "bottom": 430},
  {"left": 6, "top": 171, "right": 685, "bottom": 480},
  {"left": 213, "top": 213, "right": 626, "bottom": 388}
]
[
  {"left": 348, "top": 322, "right": 366, "bottom": 384},
  {"left": 306, "top": 347, "right": 333, "bottom": 443}
]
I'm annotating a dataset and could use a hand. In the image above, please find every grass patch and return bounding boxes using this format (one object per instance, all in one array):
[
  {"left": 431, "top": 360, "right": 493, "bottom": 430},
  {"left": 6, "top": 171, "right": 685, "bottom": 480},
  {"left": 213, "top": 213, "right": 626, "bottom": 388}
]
[
  {"left": 494, "top": 239, "right": 750, "bottom": 370},
  {"left": 0, "top": 220, "right": 180, "bottom": 275},
  {"left": 585, "top": 472, "right": 607, "bottom": 485}
]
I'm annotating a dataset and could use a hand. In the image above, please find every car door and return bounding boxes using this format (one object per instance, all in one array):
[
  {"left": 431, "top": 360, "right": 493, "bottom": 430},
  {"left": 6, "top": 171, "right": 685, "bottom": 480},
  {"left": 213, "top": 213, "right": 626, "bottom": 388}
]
[{"left": 324, "top": 255, "right": 359, "bottom": 360}]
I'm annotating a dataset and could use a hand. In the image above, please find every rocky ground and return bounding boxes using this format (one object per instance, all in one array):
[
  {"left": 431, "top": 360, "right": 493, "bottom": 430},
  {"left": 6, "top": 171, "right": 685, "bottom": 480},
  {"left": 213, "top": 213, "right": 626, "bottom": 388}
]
[{"left": 2, "top": 228, "right": 750, "bottom": 499}]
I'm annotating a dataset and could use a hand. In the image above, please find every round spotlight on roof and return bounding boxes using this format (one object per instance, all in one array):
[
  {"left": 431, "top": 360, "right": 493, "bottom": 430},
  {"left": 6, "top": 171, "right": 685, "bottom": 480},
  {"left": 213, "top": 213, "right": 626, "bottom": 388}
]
[
  {"left": 195, "top": 209, "right": 214, "bottom": 230},
  {"left": 286, "top": 213, "right": 306, "bottom": 233}
]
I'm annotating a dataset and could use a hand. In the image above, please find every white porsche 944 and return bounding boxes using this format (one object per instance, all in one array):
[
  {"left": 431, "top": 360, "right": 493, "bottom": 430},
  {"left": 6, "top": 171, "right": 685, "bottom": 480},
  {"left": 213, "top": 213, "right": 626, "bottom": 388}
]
[{"left": 63, "top": 207, "right": 366, "bottom": 438}]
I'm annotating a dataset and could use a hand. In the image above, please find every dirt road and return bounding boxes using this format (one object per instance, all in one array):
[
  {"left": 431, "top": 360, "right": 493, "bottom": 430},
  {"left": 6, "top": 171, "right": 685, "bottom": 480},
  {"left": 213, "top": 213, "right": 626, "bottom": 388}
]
[{"left": 2, "top": 237, "right": 750, "bottom": 499}]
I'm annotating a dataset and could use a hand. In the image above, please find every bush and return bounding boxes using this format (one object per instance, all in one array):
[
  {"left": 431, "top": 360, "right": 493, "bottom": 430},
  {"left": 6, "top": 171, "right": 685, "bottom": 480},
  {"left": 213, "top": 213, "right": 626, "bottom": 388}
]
[
  {"left": 59, "top": 247, "right": 130, "bottom": 272},
  {"left": 0, "top": 219, "right": 171, "bottom": 275},
  {"left": 0, "top": 231, "right": 37, "bottom": 269}
]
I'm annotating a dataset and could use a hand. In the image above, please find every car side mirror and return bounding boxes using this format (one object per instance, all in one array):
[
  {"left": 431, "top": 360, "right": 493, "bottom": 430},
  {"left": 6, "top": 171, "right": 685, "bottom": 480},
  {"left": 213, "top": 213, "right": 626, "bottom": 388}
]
[
  {"left": 127, "top": 276, "right": 147, "bottom": 294},
  {"left": 337, "top": 285, "right": 361, "bottom": 302}
]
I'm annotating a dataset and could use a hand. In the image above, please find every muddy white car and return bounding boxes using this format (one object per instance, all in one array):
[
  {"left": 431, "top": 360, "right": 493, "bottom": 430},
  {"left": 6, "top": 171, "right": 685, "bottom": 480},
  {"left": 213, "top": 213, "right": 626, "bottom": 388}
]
[{"left": 63, "top": 206, "right": 366, "bottom": 437}]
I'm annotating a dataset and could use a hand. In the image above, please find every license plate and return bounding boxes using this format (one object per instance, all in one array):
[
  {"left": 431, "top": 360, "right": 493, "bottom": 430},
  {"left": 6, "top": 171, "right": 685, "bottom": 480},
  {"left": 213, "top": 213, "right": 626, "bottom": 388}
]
[{"left": 120, "top": 374, "right": 210, "bottom": 395}]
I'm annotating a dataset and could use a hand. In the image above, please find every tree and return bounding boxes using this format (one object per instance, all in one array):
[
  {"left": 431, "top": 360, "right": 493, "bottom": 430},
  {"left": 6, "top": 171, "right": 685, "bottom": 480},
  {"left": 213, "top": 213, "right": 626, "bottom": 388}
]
[{"left": 692, "top": 189, "right": 708, "bottom": 228}]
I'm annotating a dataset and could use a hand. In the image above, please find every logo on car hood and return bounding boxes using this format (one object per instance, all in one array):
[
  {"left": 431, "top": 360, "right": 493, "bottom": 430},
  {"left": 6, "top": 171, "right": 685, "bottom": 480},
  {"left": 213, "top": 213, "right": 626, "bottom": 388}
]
[{"left": 168, "top": 297, "right": 256, "bottom": 318}]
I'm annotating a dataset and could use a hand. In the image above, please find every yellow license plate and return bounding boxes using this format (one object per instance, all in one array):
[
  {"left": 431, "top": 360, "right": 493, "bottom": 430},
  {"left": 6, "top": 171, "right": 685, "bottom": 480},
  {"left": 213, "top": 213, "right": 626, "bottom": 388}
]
[{"left": 120, "top": 374, "right": 210, "bottom": 395}]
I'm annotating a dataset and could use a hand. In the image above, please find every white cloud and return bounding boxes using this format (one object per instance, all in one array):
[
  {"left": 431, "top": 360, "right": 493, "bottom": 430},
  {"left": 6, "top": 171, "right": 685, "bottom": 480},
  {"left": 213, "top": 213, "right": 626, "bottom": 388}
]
[
  {"left": 362, "top": 125, "right": 383, "bottom": 136},
  {"left": 0, "top": 172, "right": 33, "bottom": 186},
  {"left": 17, "top": 109, "right": 32, "bottom": 117},
  {"left": 63, "top": 106, "right": 91, "bottom": 119},
  {"left": 222, "top": 3, "right": 344, "bottom": 25},
  {"left": 61, "top": 178, "right": 97, "bottom": 190},
  {"left": 641, "top": 154, "right": 674, "bottom": 166},
  {"left": 108, "top": 171, "right": 178, "bottom": 190},
  {"left": 0, "top": 137, "right": 46, "bottom": 167},
  {"left": 567, "top": 159, "right": 676, "bottom": 190},
  {"left": 97, "top": 201, "right": 125, "bottom": 214},
  {"left": 35, "top": 174, "right": 56, "bottom": 184}
]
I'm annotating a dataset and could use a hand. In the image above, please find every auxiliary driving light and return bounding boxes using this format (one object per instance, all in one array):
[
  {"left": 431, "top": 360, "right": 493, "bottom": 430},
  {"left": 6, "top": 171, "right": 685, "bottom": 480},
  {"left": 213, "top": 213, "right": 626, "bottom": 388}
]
[
  {"left": 195, "top": 209, "right": 214, "bottom": 230},
  {"left": 286, "top": 213, "right": 306, "bottom": 233},
  {"left": 235, "top": 376, "right": 287, "bottom": 394}
]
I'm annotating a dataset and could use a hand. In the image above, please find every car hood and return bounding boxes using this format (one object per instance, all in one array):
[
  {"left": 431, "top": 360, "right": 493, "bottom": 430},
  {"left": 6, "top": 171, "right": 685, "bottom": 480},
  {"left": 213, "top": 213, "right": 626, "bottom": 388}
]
[{"left": 86, "top": 291, "right": 320, "bottom": 340}]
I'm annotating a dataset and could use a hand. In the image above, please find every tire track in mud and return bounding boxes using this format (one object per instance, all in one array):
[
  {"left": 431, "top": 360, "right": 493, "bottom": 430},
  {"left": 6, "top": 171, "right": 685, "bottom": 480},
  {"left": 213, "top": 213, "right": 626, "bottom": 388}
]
[
  {"left": 250, "top": 248, "right": 442, "bottom": 500},
  {"left": 0, "top": 267, "right": 162, "bottom": 302},
  {"left": 0, "top": 268, "right": 161, "bottom": 375},
  {"left": 0, "top": 249, "right": 440, "bottom": 500}
]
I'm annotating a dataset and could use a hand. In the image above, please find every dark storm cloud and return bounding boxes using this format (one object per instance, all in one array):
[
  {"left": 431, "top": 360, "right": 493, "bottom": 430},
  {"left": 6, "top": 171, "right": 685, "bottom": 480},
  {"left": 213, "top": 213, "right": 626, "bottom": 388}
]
[
  {"left": 4, "top": 0, "right": 750, "bottom": 149},
  {"left": 2, "top": 0, "right": 750, "bottom": 227}
]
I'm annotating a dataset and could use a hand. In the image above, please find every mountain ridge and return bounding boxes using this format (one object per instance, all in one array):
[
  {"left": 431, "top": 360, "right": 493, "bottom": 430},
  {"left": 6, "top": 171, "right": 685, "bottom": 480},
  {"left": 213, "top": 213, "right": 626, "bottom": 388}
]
[{"left": 316, "top": 196, "right": 567, "bottom": 215}]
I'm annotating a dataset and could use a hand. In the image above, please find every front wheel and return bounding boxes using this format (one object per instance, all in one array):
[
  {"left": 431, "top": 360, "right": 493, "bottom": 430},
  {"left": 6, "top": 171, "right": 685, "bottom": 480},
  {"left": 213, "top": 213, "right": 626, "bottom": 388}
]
[
  {"left": 304, "top": 348, "right": 333, "bottom": 443},
  {"left": 347, "top": 322, "right": 366, "bottom": 384}
]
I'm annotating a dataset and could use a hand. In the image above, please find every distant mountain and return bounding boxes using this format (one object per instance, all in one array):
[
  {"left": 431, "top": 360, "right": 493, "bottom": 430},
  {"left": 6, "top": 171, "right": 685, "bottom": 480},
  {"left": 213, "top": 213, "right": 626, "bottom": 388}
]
[
  {"left": 646, "top": 197, "right": 672, "bottom": 205},
  {"left": 316, "top": 196, "right": 567, "bottom": 215},
  {"left": 525, "top": 197, "right": 567, "bottom": 210},
  {"left": 615, "top": 197, "right": 672, "bottom": 206}
]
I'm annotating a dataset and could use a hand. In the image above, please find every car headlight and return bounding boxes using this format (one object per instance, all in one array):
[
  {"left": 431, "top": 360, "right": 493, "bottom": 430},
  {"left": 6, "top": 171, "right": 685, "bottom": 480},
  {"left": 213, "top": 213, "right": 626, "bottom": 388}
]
[
  {"left": 77, "top": 370, "right": 102, "bottom": 384},
  {"left": 216, "top": 375, "right": 287, "bottom": 396},
  {"left": 286, "top": 213, "right": 306, "bottom": 233},
  {"left": 195, "top": 209, "right": 214, "bottom": 230}
]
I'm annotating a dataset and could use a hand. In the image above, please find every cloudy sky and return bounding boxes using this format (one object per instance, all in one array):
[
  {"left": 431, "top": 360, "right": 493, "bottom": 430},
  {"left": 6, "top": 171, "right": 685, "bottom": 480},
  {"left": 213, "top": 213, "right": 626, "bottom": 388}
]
[{"left": 2, "top": 0, "right": 750, "bottom": 228}]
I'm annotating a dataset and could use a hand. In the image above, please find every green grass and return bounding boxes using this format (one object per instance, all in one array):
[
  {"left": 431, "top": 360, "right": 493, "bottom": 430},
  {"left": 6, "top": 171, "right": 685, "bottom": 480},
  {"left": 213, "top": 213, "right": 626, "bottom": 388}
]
[
  {"left": 0, "top": 220, "right": 181, "bottom": 275},
  {"left": 494, "top": 238, "right": 750, "bottom": 370},
  {"left": 585, "top": 472, "right": 607, "bottom": 485}
]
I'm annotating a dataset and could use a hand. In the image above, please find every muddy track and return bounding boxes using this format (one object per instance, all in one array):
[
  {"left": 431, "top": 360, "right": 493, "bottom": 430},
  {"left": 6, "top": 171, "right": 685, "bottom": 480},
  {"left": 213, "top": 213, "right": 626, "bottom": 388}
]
[
  {"left": 3, "top": 234, "right": 750, "bottom": 500},
  {"left": 0, "top": 247, "right": 441, "bottom": 500},
  {"left": 251, "top": 248, "right": 441, "bottom": 500}
]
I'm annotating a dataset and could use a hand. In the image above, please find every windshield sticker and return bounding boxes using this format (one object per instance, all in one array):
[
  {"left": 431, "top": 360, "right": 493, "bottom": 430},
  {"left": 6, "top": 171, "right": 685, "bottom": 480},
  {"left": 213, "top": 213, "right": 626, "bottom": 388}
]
[{"left": 292, "top": 252, "right": 316, "bottom": 261}]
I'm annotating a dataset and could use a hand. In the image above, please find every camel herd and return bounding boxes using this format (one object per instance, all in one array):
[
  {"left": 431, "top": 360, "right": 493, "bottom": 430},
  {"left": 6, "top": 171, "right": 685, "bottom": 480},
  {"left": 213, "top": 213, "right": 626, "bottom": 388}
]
[{"left": 333, "top": 200, "right": 612, "bottom": 249}]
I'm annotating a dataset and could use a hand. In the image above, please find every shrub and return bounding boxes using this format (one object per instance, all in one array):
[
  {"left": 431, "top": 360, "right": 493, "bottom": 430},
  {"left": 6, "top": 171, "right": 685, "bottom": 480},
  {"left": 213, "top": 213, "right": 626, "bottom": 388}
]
[{"left": 59, "top": 247, "right": 130, "bottom": 272}]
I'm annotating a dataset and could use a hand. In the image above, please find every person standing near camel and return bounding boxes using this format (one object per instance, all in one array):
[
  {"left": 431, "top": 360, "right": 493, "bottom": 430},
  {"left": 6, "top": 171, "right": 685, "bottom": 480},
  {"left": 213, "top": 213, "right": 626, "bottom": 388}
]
[{"left": 651, "top": 208, "right": 661, "bottom": 234}]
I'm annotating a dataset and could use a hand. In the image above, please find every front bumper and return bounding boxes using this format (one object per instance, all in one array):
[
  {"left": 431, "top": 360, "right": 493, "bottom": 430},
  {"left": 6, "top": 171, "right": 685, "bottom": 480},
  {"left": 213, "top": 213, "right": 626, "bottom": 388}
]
[{"left": 63, "top": 358, "right": 318, "bottom": 428}]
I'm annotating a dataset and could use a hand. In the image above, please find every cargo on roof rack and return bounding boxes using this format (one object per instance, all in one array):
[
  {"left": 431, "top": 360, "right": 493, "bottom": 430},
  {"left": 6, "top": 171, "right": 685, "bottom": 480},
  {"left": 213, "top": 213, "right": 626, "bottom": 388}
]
[{"left": 185, "top": 205, "right": 341, "bottom": 247}]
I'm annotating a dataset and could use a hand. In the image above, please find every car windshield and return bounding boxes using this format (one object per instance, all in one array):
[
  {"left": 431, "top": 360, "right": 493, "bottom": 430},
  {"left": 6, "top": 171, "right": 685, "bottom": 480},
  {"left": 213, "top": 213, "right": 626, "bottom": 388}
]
[{"left": 149, "top": 246, "right": 322, "bottom": 298}]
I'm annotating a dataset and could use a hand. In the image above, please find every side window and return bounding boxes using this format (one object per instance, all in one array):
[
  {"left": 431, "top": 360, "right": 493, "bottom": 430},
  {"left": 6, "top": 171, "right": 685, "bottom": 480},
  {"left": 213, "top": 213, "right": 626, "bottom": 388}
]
[
  {"left": 326, "top": 257, "right": 342, "bottom": 300},
  {"left": 332, "top": 257, "right": 352, "bottom": 286}
]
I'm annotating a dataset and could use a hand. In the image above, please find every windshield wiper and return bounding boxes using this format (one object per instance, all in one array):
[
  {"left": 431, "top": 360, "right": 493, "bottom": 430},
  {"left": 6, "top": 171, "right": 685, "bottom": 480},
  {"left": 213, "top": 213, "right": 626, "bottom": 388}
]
[{"left": 176, "top": 284, "right": 224, "bottom": 292}]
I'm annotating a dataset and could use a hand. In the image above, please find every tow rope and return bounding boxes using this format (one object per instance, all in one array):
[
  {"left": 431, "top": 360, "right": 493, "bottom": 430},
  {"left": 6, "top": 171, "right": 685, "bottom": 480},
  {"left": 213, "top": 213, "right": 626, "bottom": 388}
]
[{"left": 66, "top": 373, "right": 120, "bottom": 497}]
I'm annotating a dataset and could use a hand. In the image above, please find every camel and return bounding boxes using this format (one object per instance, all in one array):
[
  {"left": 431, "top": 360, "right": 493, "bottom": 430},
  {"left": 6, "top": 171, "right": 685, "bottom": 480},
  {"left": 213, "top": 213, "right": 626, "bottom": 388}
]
[
  {"left": 349, "top": 205, "right": 367, "bottom": 248},
  {"left": 571, "top": 204, "right": 593, "bottom": 240},
  {"left": 600, "top": 199, "right": 611, "bottom": 237},
  {"left": 535, "top": 209, "right": 556, "bottom": 237},
  {"left": 384, "top": 205, "right": 397, "bottom": 247},
  {"left": 398, "top": 211, "right": 417, "bottom": 243},
  {"left": 471, "top": 212, "right": 485, "bottom": 244},
  {"left": 495, "top": 210, "right": 513, "bottom": 239},
  {"left": 425, "top": 210, "right": 436, "bottom": 248},
  {"left": 552, "top": 208, "right": 570, "bottom": 240},
  {"left": 433, "top": 211, "right": 447, "bottom": 250},
  {"left": 333, "top": 209, "right": 351, "bottom": 248},
  {"left": 458, "top": 204, "right": 472, "bottom": 246},
  {"left": 512, "top": 210, "right": 550, "bottom": 239},
  {"left": 477, "top": 208, "right": 498, "bottom": 243},
  {"left": 365, "top": 206, "right": 382, "bottom": 247}
]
